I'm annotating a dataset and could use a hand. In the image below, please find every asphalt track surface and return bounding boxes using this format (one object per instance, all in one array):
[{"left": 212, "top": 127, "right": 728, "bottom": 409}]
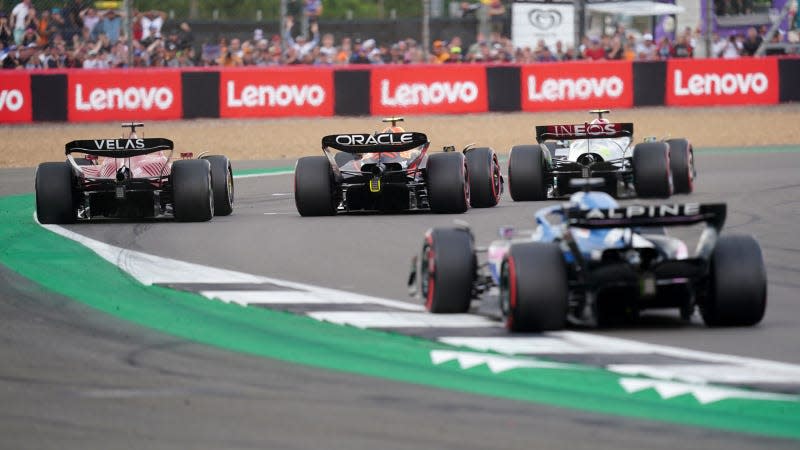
[{"left": 1, "top": 151, "right": 799, "bottom": 449}]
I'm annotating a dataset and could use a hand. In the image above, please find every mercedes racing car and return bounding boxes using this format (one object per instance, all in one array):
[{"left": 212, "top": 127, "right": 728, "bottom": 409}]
[
  {"left": 508, "top": 110, "right": 695, "bottom": 200},
  {"left": 409, "top": 179, "right": 766, "bottom": 332},
  {"left": 35, "top": 123, "right": 234, "bottom": 224},
  {"left": 294, "top": 117, "right": 503, "bottom": 215}
]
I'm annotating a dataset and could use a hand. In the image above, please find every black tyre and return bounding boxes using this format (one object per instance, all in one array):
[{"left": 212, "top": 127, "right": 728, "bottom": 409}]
[
  {"left": 294, "top": 156, "right": 337, "bottom": 216},
  {"left": 700, "top": 235, "right": 767, "bottom": 327},
  {"left": 420, "top": 228, "right": 475, "bottom": 313},
  {"left": 426, "top": 152, "right": 469, "bottom": 214},
  {"left": 666, "top": 138, "right": 694, "bottom": 194},
  {"left": 201, "top": 155, "right": 234, "bottom": 216},
  {"left": 35, "top": 162, "right": 76, "bottom": 224},
  {"left": 500, "top": 242, "right": 568, "bottom": 332},
  {"left": 508, "top": 145, "right": 547, "bottom": 201},
  {"left": 632, "top": 142, "right": 673, "bottom": 198},
  {"left": 334, "top": 151, "right": 354, "bottom": 167},
  {"left": 172, "top": 159, "right": 214, "bottom": 222},
  {"left": 465, "top": 147, "right": 502, "bottom": 208}
]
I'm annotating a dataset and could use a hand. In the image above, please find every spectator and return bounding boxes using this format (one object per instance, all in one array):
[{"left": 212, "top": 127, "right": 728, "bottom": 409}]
[
  {"left": 671, "top": 34, "right": 693, "bottom": 58},
  {"left": 741, "top": 26, "right": 763, "bottom": 55},
  {"left": 318, "top": 32, "right": 336, "bottom": 64},
  {"left": 177, "top": 22, "right": 194, "bottom": 50},
  {"left": 303, "top": 0, "right": 322, "bottom": 38},
  {"left": 20, "top": 27, "right": 37, "bottom": 47},
  {"left": 488, "top": 0, "right": 506, "bottom": 35},
  {"left": 95, "top": 10, "right": 122, "bottom": 44},
  {"left": 605, "top": 36, "right": 624, "bottom": 59},
  {"left": 635, "top": 33, "right": 656, "bottom": 60},
  {"left": 583, "top": 37, "right": 605, "bottom": 60},
  {"left": 723, "top": 34, "right": 743, "bottom": 58},
  {"left": 10, "top": 0, "right": 32, "bottom": 45},
  {"left": 0, "top": 13, "right": 13, "bottom": 47},
  {"left": 284, "top": 17, "right": 319, "bottom": 58},
  {"left": 140, "top": 10, "right": 167, "bottom": 41},
  {"left": 79, "top": 7, "right": 100, "bottom": 38},
  {"left": 431, "top": 39, "right": 450, "bottom": 63},
  {"left": 656, "top": 36, "right": 672, "bottom": 59}
]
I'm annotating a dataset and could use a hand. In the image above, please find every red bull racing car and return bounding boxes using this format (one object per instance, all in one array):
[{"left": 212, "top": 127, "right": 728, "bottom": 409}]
[
  {"left": 294, "top": 117, "right": 503, "bottom": 215},
  {"left": 35, "top": 123, "right": 233, "bottom": 224},
  {"left": 508, "top": 110, "right": 695, "bottom": 200}
]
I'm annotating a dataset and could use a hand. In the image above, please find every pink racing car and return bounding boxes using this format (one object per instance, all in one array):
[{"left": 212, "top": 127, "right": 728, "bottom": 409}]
[{"left": 35, "top": 123, "right": 233, "bottom": 223}]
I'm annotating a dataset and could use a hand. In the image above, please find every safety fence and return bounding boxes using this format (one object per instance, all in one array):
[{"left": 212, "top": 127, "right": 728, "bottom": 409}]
[{"left": 1, "top": 57, "right": 798, "bottom": 123}]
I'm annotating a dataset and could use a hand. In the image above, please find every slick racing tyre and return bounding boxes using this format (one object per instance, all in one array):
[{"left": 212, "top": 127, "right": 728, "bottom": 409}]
[
  {"left": 500, "top": 242, "right": 568, "bottom": 332},
  {"left": 426, "top": 152, "right": 470, "bottom": 214},
  {"left": 508, "top": 145, "right": 547, "bottom": 201},
  {"left": 420, "top": 228, "right": 475, "bottom": 313},
  {"left": 700, "top": 235, "right": 767, "bottom": 327},
  {"left": 465, "top": 147, "right": 502, "bottom": 208},
  {"left": 172, "top": 159, "right": 214, "bottom": 222},
  {"left": 294, "top": 156, "right": 338, "bottom": 216},
  {"left": 35, "top": 162, "right": 76, "bottom": 224},
  {"left": 632, "top": 142, "right": 673, "bottom": 198},
  {"left": 666, "top": 138, "right": 694, "bottom": 194},
  {"left": 201, "top": 155, "right": 234, "bottom": 216}
]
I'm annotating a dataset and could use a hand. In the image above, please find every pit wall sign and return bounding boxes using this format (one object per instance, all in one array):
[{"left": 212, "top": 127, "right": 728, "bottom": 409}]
[
  {"left": 512, "top": 1, "right": 576, "bottom": 53},
  {"left": 522, "top": 60, "right": 633, "bottom": 111},
  {"left": 370, "top": 65, "right": 488, "bottom": 115},
  {"left": 0, "top": 72, "right": 32, "bottom": 123},
  {"left": 666, "top": 58, "right": 779, "bottom": 106},
  {"left": 220, "top": 67, "right": 334, "bottom": 118},
  {"left": 67, "top": 70, "right": 182, "bottom": 122}
]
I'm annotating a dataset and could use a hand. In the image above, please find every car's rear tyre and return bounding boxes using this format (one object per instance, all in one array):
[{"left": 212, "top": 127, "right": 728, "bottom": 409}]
[
  {"left": 172, "top": 159, "right": 214, "bottom": 222},
  {"left": 700, "top": 235, "right": 767, "bottom": 327},
  {"left": 426, "top": 152, "right": 469, "bottom": 214},
  {"left": 201, "top": 155, "right": 234, "bottom": 216},
  {"left": 35, "top": 162, "right": 76, "bottom": 224},
  {"left": 508, "top": 145, "right": 547, "bottom": 201},
  {"left": 666, "top": 138, "right": 694, "bottom": 194},
  {"left": 420, "top": 228, "right": 475, "bottom": 313},
  {"left": 500, "top": 242, "right": 568, "bottom": 332},
  {"left": 465, "top": 147, "right": 502, "bottom": 208},
  {"left": 632, "top": 142, "right": 673, "bottom": 198},
  {"left": 294, "top": 156, "right": 337, "bottom": 216}
]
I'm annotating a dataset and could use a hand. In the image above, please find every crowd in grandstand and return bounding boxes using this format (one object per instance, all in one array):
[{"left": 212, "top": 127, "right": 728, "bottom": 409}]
[{"left": 0, "top": 0, "right": 797, "bottom": 69}]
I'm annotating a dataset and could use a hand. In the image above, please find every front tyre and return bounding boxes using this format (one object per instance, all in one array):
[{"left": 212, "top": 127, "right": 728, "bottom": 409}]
[
  {"left": 632, "top": 142, "right": 673, "bottom": 198},
  {"left": 426, "top": 152, "right": 469, "bottom": 214},
  {"left": 700, "top": 235, "right": 767, "bottom": 327},
  {"left": 508, "top": 145, "right": 547, "bottom": 201},
  {"left": 500, "top": 242, "right": 568, "bottom": 332},
  {"left": 172, "top": 159, "right": 214, "bottom": 222},
  {"left": 201, "top": 155, "right": 234, "bottom": 216},
  {"left": 35, "top": 162, "right": 76, "bottom": 224},
  {"left": 666, "top": 138, "right": 694, "bottom": 194},
  {"left": 465, "top": 147, "right": 502, "bottom": 208},
  {"left": 420, "top": 228, "right": 475, "bottom": 313},
  {"left": 294, "top": 156, "right": 338, "bottom": 216}
]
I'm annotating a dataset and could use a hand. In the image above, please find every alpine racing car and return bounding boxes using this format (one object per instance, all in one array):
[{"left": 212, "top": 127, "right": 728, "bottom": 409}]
[
  {"left": 508, "top": 110, "right": 695, "bottom": 200},
  {"left": 35, "top": 123, "right": 234, "bottom": 224},
  {"left": 294, "top": 117, "right": 503, "bottom": 215},
  {"left": 409, "top": 179, "right": 766, "bottom": 332}
]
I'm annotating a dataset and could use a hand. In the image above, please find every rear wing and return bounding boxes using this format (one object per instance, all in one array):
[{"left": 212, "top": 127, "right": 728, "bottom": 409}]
[
  {"left": 322, "top": 132, "right": 428, "bottom": 153},
  {"left": 566, "top": 203, "right": 726, "bottom": 231},
  {"left": 65, "top": 138, "right": 173, "bottom": 158},
  {"left": 536, "top": 123, "right": 633, "bottom": 143}
]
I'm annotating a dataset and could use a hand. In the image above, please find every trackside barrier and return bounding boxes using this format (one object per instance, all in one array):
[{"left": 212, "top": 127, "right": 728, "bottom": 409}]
[{"left": 1, "top": 57, "right": 795, "bottom": 124}]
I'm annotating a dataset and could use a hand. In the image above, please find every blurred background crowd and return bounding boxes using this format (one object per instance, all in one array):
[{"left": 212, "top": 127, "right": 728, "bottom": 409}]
[{"left": 1, "top": 0, "right": 798, "bottom": 69}]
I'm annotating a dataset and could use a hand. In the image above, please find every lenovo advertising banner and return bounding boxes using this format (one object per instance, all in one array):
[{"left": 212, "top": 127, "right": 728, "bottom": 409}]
[
  {"left": 220, "top": 67, "right": 334, "bottom": 118},
  {"left": 666, "top": 58, "right": 779, "bottom": 106},
  {"left": 522, "top": 61, "right": 633, "bottom": 111},
  {"left": 68, "top": 70, "right": 182, "bottom": 122},
  {"left": 0, "top": 72, "right": 32, "bottom": 123},
  {"left": 371, "top": 65, "right": 488, "bottom": 115}
]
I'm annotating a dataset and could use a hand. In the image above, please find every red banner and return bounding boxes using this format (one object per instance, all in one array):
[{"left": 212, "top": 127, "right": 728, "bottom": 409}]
[
  {"left": 220, "top": 67, "right": 334, "bottom": 118},
  {"left": 666, "top": 58, "right": 779, "bottom": 106},
  {"left": 68, "top": 70, "right": 182, "bottom": 122},
  {"left": 522, "top": 61, "right": 633, "bottom": 111},
  {"left": 371, "top": 65, "right": 487, "bottom": 115},
  {"left": 0, "top": 72, "right": 32, "bottom": 123}
]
